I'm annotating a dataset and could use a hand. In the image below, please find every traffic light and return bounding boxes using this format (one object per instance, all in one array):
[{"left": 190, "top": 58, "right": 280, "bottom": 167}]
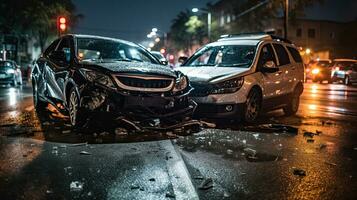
[{"left": 57, "top": 16, "right": 67, "bottom": 36}]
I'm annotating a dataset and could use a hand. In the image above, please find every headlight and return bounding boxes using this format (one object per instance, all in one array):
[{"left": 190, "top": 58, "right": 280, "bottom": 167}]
[
  {"left": 211, "top": 77, "right": 244, "bottom": 94},
  {"left": 311, "top": 68, "right": 320, "bottom": 74},
  {"left": 80, "top": 69, "right": 115, "bottom": 88},
  {"left": 173, "top": 76, "right": 188, "bottom": 92},
  {"left": 6, "top": 69, "right": 15, "bottom": 74}
]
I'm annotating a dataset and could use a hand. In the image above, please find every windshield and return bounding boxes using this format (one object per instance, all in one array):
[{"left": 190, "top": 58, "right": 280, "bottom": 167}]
[
  {"left": 76, "top": 38, "right": 158, "bottom": 64},
  {"left": 184, "top": 45, "right": 256, "bottom": 68}
]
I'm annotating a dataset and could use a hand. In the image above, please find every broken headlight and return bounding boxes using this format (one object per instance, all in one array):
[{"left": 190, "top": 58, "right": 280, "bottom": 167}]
[
  {"left": 173, "top": 76, "right": 188, "bottom": 92},
  {"left": 80, "top": 69, "right": 115, "bottom": 89},
  {"left": 211, "top": 77, "right": 244, "bottom": 94}
]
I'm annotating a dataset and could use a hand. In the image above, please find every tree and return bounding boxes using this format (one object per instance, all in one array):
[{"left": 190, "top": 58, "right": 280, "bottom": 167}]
[
  {"left": 0, "top": 0, "right": 82, "bottom": 51},
  {"left": 169, "top": 10, "right": 206, "bottom": 52}
]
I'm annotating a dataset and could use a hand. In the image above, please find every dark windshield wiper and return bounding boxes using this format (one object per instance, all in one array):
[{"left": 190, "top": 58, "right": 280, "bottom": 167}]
[{"left": 189, "top": 64, "right": 216, "bottom": 67}]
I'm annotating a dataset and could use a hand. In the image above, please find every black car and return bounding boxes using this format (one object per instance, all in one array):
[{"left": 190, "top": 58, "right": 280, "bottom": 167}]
[
  {"left": 0, "top": 60, "right": 23, "bottom": 86},
  {"left": 32, "top": 34, "right": 196, "bottom": 128}
]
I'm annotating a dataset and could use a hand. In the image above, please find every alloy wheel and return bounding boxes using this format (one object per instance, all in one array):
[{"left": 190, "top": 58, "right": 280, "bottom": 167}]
[
  {"left": 245, "top": 91, "right": 261, "bottom": 122},
  {"left": 69, "top": 90, "right": 79, "bottom": 126}
]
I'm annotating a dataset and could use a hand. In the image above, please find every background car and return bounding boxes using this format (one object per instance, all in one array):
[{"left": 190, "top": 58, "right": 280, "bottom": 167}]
[
  {"left": 331, "top": 59, "right": 357, "bottom": 85},
  {"left": 306, "top": 59, "right": 332, "bottom": 83},
  {"left": 0, "top": 60, "right": 23, "bottom": 86}
]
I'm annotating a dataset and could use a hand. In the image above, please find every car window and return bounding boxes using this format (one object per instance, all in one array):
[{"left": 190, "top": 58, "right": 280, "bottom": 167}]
[
  {"left": 257, "top": 44, "right": 277, "bottom": 69},
  {"left": 185, "top": 45, "right": 256, "bottom": 68},
  {"left": 273, "top": 44, "right": 290, "bottom": 66},
  {"left": 77, "top": 38, "right": 157, "bottom": 64},
  {"left": 44, "top": 39, "right": 60, "bottom": 57},
  {"left": 0, "top": 61, "right": 15, "bottom": 68},
  {"left": 56, "top": 38, "right": 72, "bottom": 63},
  {"left": 287, "top": 47, "right": 302, "bottom": 63}
]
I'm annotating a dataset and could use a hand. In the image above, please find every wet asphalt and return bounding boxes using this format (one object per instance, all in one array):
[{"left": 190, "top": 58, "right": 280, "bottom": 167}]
[{"left": 0, "top": 81, "right": 357, "bottom": 200}]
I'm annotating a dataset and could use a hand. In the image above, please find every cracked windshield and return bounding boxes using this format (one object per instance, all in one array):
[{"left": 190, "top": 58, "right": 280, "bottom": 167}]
[{"left": 0, "top": 0, "right": 356, "bottom": 199}]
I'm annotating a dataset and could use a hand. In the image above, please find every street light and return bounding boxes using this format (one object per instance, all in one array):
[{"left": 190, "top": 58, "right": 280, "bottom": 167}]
[{"left": 192, "top": 8, "right": 212, "bottom": 42}]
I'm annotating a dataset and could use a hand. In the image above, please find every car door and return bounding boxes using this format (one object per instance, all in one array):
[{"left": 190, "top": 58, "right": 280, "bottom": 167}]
[
  {"left": 272, "top": 43, "right": 293, "bottom": 95},
  {"left": 35, "top": 39, "right": 61, "bottom": 99},
  {"left": 257, "top": 43, "right": 284, "bottom": 101},
  {"left": 45, "top": 37, "right": 73, "bottom": 102}
]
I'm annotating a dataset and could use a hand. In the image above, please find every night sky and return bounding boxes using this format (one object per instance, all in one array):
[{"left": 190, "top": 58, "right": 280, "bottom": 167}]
[{"left": 72, "top": 0, "right": 357, "bottom": 42}]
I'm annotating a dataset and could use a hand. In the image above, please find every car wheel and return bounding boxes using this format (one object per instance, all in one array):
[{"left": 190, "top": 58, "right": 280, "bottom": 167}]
[
  {"left": 283, "top": 89, "right": 300, "bottom": 116},
  {"left": 11, "top": 78, "right": 17, "bottom": 87},
  {"left": 243, "top": 88, "right": 262, "bottom": 123},
  {"left": 68, "top": 87, "right": 86, "bottom": 128},
  {"left": 32, "top": 78, "right": 47, "bottom": 111},
  {"left": 344, "top": 76, "right": 351, "bottom": 86}
]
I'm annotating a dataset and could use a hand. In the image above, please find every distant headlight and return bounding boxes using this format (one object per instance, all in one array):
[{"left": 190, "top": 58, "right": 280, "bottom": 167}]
[
  {"left": 6, "top": 69, "right": 15, "bottom": 74},
  {"left": 311, "top": 68, "right": 320, "bottom": 74},
  {"left": 173, "top": 76, "right": 188, "bottom": 92},
  {"left": 211, "top": 77, "right": 244, "bottom": 94},
  {"left": 79, "top": 69, "right": 115, "bottom": 89}
]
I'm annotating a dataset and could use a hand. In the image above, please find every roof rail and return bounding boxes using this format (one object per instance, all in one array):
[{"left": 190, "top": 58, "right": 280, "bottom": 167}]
[{"left": 219, "top": 32, "right": 293, "bottom": 44}]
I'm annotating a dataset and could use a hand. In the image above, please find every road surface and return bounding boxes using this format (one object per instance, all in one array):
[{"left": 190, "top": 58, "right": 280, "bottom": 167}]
[{"left": 0, "top": 82, "right": 356, "bottom": 200}]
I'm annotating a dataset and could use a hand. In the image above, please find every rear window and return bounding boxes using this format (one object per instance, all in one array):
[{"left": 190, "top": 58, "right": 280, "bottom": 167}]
[
  {"left": 273, "top": 44, "right": 290, "bottom": 66},
  {"left": 287, "top": 47, "right": 303, "bottom": 63}
]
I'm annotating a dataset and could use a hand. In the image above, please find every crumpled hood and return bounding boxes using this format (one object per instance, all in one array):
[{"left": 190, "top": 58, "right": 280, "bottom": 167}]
[
  {"left": 177, "top": 66, "right": 251, "bottom": 83},
  {"left": 82, "top": 61, "right": 177, "bottom": 78}
]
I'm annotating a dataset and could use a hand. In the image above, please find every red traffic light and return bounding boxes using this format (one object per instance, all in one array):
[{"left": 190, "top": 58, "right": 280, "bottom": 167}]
[
  {"left": 58, "top": 16, "right": 67, "bottom": 32},
  {"left": 59, "top": 17, "right": 66, "bottom": 24}
]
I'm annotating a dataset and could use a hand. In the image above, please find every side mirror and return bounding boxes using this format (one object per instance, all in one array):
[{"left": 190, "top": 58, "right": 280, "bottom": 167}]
[
  {"left": 49, "top": 50, "right": 67, "bottom": 63},
  {"left": 159, "top": 58, "right": 169, "bottom": 65},
  {"left": 262, "top": 61, "right": 279, "bottom": 73},
  {"left": 178, "top": 56, "right": 188, "bottom": 64}
]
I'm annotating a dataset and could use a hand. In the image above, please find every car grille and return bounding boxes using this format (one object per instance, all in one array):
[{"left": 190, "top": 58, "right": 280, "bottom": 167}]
[
  {"left": 114, "top": 74, "right": 174, "bottom": 92},
  {"left": 190, "top": 83, "right": 212, "bottom": 97}
]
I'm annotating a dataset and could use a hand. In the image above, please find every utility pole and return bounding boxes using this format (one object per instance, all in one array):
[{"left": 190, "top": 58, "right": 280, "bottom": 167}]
[{"left": 284, "top": 0, "right": 289, "bottom": 39}]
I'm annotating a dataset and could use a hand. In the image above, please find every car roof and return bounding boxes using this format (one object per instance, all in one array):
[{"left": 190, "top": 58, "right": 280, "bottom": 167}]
[{"left": 207, "top": 39, "right": 261, "bottom": 47}]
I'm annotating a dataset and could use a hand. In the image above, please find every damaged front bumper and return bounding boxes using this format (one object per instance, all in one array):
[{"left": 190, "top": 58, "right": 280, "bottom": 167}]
[{"left": 79, "top": 83, "right": 197, "bottom": 122}]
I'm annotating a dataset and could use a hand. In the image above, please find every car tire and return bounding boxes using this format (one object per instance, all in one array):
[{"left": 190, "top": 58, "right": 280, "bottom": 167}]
[
  {"left": 11, "top": 78, "right": 17, "bottom": 87},
  {"left": 283, "top": 89, "right": 300, "bottom": 116},
  {"left": 243, "top": 88, "right": 262, "bottom": 123},
  {"left": 32, "top": 78, "right": 47, "bottom": 111},
  {"left": 68, "top": 87, "right": 86, "bottom": 128},
  {"left": 344, "top": 76, "right": 351, "bottom": 86}
]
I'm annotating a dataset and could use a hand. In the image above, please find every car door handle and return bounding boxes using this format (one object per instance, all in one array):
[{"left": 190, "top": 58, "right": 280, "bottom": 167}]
[
  {"left": 277, "top": 71, "right": 283, "bottom": 74},
  {"left": 291, "top": 66, "right": 296, "bottom": 70}
]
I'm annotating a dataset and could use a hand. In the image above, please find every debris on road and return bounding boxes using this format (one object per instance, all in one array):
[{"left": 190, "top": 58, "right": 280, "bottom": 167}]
[
  {"left": 325, "top": 161, "right": 337, "bottom": 166},
  {"left": 46, "top": 189, "right": 54, "bottom": 194},
  {"left": 115, "top": 128, "right": 128, "bottom": 136},
  {"left": 319, "top": 143, "right": 327, "bottom": 149},
  {"left": 70, "top": 181, "right": 84, "bottom": 192},
  {"left": 307, "top": 139, "right": 315, "bottom": 143},
  {"left": 80, "top": 151, "right": 91, "bottom": 155},
  {"left": 315, "top": 130, "right": 322, "bottom": 135},
  {"left": 353, "top": 147, "right": 357, "bottom": 151},
  {"left": 243, "top": 148, "right": 257, "bottom": 157},
  {"left": 226, "top": 149, "right": 233, "bottom": 155},
  {"left": 62, "top": 130, "right": 71, "bottom": 134},
  {"left": 303, "top": 131, "right": 315, "bottom": 138},
  {"left": 149, "top": 178, "right": 155, "bottom": 182},
  {"left": 166, "top": 131, "right": 178, "bottom": 139},
  {"left": 198, "top": 178, "right": 213, "bottom": 190},
  {"left": 292, "top": 168, "right": 306, "bottom": 176},
  {"left": 165, "top": 192, "right": 176, "bottom": 198},
  {"left": 130, "top": 184, "right": 140, "bottom": 190},
  {"left": 69, "top": 142, "right": 88, "bottom": 147},
  {"left": 193, "top": 175, "right": 204, "bottom": 180},
  {"left": 223, "top": 191, "right": 231, "bottom": 198},
  {"left": 245, "top": 124, "right": 298, "bottom": 135}
]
